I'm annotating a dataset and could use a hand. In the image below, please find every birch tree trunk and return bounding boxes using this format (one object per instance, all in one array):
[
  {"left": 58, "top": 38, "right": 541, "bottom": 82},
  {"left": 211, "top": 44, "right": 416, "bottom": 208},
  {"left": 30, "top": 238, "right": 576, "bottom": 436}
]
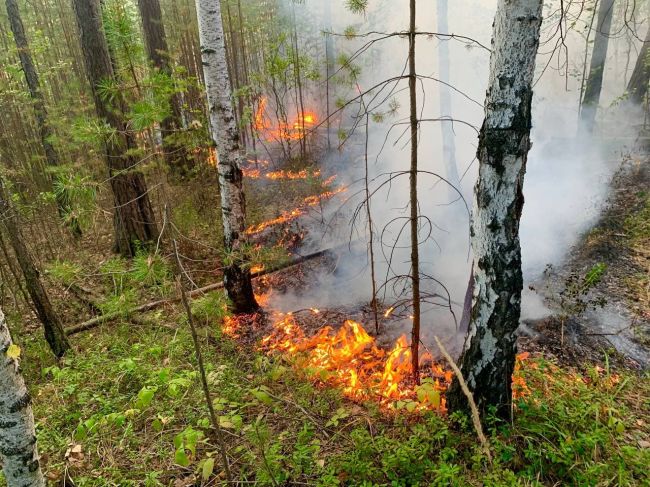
[
  {"left": 72, "top": 0, "right": 158, "bottom": 257},
  {"left": 625, "top": 28, "right": 650, "bottom": 105},
  {"left": 137, "top": 0, "right": 193, "bottom": 175},
  {"left": 194, "top": 0, "right": 258, "bottom": 314},
  {"left": 436, "top": 0, "right": 460, "bottom": 188},
  {"left": 0, "top": 308, "right": 46, "bottom": 487},
  {"left": 446, "top": 0, "right": 543, "bottom": 419},
  {"left": 0, "top": 179, "right": 70, "bottom": 358},
  {"left": 5, "top": 0, "right": 80, "bottom": 236},
  {"left": 580, "top": 0, "right": 615, "bottom": 133}
]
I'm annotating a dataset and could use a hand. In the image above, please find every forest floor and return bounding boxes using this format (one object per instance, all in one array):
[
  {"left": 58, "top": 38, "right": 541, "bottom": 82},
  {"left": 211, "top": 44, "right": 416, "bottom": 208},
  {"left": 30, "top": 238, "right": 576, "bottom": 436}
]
[{"left": 2, "top": 150, "right": 650, "bottom": 486}]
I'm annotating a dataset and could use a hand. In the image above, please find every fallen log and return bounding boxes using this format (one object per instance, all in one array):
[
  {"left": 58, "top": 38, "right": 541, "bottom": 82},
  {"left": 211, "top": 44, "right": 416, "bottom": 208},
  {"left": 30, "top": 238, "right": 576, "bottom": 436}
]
[{"left": 65, "top": 247, "right": 332, "bottom": 336}]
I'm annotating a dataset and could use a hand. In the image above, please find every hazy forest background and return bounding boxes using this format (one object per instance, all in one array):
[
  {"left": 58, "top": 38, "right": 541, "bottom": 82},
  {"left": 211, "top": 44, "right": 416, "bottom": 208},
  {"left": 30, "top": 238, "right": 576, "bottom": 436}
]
[{"left": 0, "top": 0, "right": 649, "bottom": 485}]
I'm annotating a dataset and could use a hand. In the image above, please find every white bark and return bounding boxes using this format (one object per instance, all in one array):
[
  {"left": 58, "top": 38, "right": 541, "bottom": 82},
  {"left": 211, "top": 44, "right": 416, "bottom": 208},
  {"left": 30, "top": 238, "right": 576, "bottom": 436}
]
[
  {"left": 0, "top": 309, "right": 45, "bottom": 487},
  {"left": 194, "top": 0, "right": 257, "bottom": 312},
  {"left": 195, "top": 0, "right": 246, "bottom": 249},
  {"left": 449, "top": 0, "right": 543, "bottom": 417}
]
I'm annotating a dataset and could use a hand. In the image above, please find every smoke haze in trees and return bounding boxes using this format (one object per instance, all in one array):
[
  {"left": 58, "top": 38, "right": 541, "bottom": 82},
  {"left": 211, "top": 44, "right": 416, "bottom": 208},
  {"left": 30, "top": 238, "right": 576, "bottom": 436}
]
[{"left": 269, "top": 0, "right": 644, "bottom": 353}]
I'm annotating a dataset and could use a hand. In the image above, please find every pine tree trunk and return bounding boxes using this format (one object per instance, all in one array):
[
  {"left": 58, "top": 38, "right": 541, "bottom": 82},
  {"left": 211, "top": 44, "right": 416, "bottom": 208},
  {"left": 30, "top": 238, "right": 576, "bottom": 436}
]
[
  {"left": 137, "top": 0, "right": 193, "bottom": 175},
  {"left": 194, "top": 0, "right": 258, "bottom": 314},
  {"left": 446, "top": 0, "right": 543, "bottom": 420},
  {"left": 72, "top": 0, "right": 158, "bottom": 257},
  {"left": 408, "top": 0, "right": 421, "bottom": 383},
  {"left": 0, "top": 308, "right": 46, "bottom": 487},
  {"left": 580, "top": 0, "right": 615, "bottom": 132},
  {"left": 5, "top": 0, "right": 81, "bottom": 236},
  {"left": 626, "top": 28, "right": 650, "bottom": 105},
  {"left": 0, "top": 180, "right": 70, "bottom": 358},
  {"left": 436, "top": 0, "right": 460, "bottom": 188}
]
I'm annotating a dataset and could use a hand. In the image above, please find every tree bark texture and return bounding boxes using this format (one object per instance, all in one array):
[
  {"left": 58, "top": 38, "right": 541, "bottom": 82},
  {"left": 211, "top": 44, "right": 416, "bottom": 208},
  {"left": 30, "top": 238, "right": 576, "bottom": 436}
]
[
  {"left": 626, "top": 27, "right": 650, "bottom": 105},
  {"left": 580, "top": 0, "right": 615, "bottom": 132},
  {"left": 194, "top": 0, "right": 258, "bottom": 313},
  {"left": 137, "top": 0, "right": 193, "bottom": 174},
  {"left": 447, "top": 0, "right": 543, "bottom": 419},
  {"left": 72, "top": 0, "right": 157, "bottom": 257},
  {"left": 0, "top": 308, "right": 46, "bottom": 487},
  {"left": 0, "top": 180, "right": 70, "bottom": 358}
]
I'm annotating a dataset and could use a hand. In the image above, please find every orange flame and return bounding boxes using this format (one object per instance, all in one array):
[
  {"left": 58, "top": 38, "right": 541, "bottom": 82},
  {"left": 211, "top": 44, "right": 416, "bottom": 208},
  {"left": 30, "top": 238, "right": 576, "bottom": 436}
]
[
  {"left": 245, "top": 186, "right": 347, "bottom": 235},
  {"left": 259, "top": 315, "right": 452, "bottom": 410},
  {"left": 253, "top": 96, "right": 318, "bottom": 142}
]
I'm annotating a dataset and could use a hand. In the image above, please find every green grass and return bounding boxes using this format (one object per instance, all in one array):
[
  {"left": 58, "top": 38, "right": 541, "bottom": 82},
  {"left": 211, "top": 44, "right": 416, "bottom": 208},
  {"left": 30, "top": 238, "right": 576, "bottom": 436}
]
[{"left": 3, "top": 314, "right": 648, "bottom": 486}]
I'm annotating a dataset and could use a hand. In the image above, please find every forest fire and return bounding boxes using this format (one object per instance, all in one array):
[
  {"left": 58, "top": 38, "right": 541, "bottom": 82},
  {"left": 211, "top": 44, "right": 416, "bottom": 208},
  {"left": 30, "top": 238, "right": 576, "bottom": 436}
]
[
  {"left": 242, "top": 168, "right": 322, "bottom": 180},
  {"left": 258, "top": 313, "right": 453, "bottom": 411},
  {"left": 253, "top": 96, "right": 318, "bottom": 142},
  {"left": 244, "top": 186, "right": 347, "bottom": 235}
]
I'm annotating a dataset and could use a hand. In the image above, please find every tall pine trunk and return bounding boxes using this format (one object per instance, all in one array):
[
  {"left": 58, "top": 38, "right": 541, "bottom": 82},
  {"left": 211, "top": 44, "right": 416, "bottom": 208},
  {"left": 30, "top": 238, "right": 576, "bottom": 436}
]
[
  {"left": 72, "top": 0, "right": 158, "bottom": 257},
  {"left": 194, "top": 0, "right": 258, "bottom": 314},
  {"left": 0, "top": 179, "right": 70, "bottom": 358},
  {"left": 446, "top": 0, "right": 543, "bottom": 420},
  {"left": 436, "top": 0, "right": 460, "bottom": 189},
  {"left": 408, "top": 0, "right": 421, "bottom": 383},
  {"left": 0, "top": 308, "right": 46, "bottom": 487},
  {"left": 580, "top": 0, "right": 615, "bottom": 132},
  {"left": 5, "top": 0, "right": 81, "bottom": 236},
  {"left": 137, "top": 0, "right": 193, "bottom": 175},
  {"left": 626, "top": 28, "right": 650, "bottom": 105}
]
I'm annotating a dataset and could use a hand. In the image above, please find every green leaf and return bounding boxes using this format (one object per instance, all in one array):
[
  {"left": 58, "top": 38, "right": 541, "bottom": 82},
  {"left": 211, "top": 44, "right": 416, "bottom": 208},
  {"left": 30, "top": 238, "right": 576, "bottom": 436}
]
[
  {"left": 135, "top": 386, "right": 157, "bottom": 409},
  {"left": 175, "top": 447, "right": 189, "bottom": 467},
  {"left": 202, "top": 457, "right": 215, "bottom": 480},
  {"left": 250, "top": 388, "right": 274, "bottom": 405}
]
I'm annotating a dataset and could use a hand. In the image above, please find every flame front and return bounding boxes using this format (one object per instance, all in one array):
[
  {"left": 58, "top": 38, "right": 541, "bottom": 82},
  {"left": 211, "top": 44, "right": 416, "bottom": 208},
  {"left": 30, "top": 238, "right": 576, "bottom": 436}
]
[{"left": 258, "top": 314, "right": 452, "bottom": 410}]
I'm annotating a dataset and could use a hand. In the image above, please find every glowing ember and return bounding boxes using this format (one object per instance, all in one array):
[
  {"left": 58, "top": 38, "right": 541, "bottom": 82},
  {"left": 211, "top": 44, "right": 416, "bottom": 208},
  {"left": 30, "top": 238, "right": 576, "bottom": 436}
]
[
  {"left": 242, "top": 168, "right": 322, "bottom": 181},
  {"left": 251, "top": 264, "right": 265, "bottom": 274},
  {"left": 259, "top": 315, "right": 452, "bottom": 411},
  {"left": 244, "top": 186, "right": 348, "bottom": 235},
  {"left": 384, "top": 307, "right": 395, "bottom": 318}
]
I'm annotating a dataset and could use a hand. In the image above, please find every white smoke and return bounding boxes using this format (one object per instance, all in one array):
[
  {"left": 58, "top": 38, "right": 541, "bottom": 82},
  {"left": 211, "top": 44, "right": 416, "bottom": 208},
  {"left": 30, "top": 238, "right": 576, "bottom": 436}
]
[{"left": 266, "top": 0, "right": 644, "bottom": 349}]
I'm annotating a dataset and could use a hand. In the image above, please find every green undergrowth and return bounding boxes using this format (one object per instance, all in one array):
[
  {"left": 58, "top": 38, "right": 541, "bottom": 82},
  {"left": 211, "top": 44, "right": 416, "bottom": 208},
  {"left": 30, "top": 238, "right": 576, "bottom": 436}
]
[{"left": 3, "top": 314, "right": 649, "bottom": 486}]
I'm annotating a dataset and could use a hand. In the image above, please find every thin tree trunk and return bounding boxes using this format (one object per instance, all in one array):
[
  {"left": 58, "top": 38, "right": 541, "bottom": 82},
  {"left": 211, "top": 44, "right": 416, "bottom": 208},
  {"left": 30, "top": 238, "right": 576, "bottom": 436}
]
[
  {"left": 194, "top": 0, "right": 258, "bottom": 314},
  {"left": 436, "top": 0, "right": 460, "bottom": 189},
  {"left": 5, "top": 0, "right": 81, "bottom": 236},
  {"left": 580, "top": 0, "right": 615, "bottom": 132},
  {"left": 0, "top": 179, "right": 70, "bottom": 358},
  {"left": 408, "top": 0, "right": 421, "bottom": 384},
  {"left": 324, "top": 0, "right": 334, "bottom": 150},
  {"left": 137, "top": 0, "right": 193, "bottom": 175},
  {"left": 446, "top": 0, "right": 543, "bottom": 420},
  {"left": 626, "top": 27, "right": 650, "bottom": 105},
  {"left": 0, "top": 308, "right": 46, "bottom": 487},
  {"left": 72, "top": 0, "right": 158, "bottom": 257}
]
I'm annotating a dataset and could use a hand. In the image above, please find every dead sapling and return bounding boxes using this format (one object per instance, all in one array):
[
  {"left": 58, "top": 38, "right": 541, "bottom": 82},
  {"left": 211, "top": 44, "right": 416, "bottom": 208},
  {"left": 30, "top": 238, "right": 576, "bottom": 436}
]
[{"left": 173, "top": 240, "right": 233, "bottom": 484}]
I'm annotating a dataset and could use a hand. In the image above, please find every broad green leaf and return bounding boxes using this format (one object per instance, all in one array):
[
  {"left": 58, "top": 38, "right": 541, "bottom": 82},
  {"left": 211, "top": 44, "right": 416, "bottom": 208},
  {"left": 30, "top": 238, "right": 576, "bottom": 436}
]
[{"left": 202, "top": 457, "right": 215, "bottom": 480}]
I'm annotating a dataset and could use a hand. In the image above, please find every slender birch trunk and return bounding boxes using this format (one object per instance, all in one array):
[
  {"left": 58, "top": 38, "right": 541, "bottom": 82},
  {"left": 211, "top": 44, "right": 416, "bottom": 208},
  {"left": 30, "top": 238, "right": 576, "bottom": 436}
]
[
  {"left": 408, "top": 0, "right": 421, "bottom": 383},
  {"left": 0, "top": 308, "right": 46, "bottom": 487},
  {"left": 436, "top": 0, "right": 460, "bottom": 189},
  {"left": 194, "top": 0, "right": 258, "bottom": 314},
  {"left": 580, "top": 0, "right": 615, "bottom": 133},
  {"left": 446, "top": 0, "right": 543, "bottom": 419}
]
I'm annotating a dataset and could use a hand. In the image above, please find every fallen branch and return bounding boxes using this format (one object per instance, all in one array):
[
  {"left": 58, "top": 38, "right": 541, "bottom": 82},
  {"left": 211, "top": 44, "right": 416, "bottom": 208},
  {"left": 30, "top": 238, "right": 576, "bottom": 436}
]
[
  {"left": 434, "top": 336, "right": 492, "bottom": 463},
  {"left": 65, "top": 247, "right": 331, "bottom": 336}
]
